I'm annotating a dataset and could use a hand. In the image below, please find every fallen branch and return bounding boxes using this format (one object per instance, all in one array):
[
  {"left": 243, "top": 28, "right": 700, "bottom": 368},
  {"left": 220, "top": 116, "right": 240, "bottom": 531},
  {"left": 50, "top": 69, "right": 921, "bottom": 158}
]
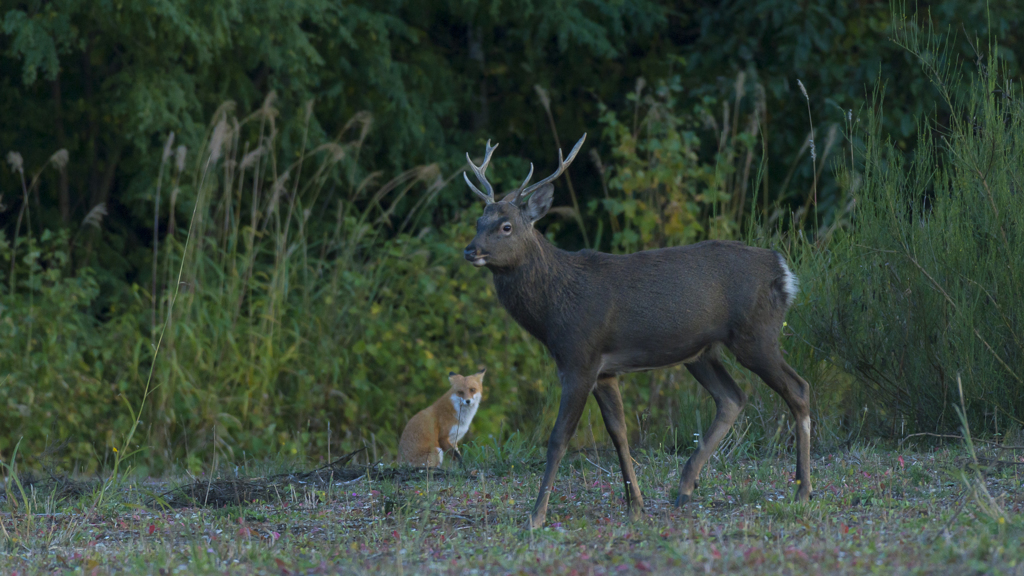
[
  {"left": 585, "top": 458, "right": 612, "bottom": 475},
  {"left": 900, "top": 432, "right": 1024, "bottom": 449}
]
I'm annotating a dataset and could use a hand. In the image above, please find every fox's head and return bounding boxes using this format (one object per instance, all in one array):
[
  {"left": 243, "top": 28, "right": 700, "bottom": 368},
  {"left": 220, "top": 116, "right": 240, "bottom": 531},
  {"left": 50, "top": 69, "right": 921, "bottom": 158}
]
[{"left": 448, "top": 369, "right": 485, "bottom": 409}]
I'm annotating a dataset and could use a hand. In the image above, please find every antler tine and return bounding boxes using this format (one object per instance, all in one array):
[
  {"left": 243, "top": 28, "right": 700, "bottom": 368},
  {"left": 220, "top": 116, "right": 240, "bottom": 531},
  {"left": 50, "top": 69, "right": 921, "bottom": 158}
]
[
  {"left": 464, "top": 140, "right": 499, "bottom": 204},
  {"left": 463, "top": 172, "right": 490, "bottom": 203},
  {"left": 513, "top": 133, "right": 587, "bottom": 205},
  {"left": 514, "top": 163, "right": 535, "bottom": 197}
]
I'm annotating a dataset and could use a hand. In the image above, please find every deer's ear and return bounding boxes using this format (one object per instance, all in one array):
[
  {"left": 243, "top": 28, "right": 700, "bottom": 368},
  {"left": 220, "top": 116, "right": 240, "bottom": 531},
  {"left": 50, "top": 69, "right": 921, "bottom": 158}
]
[{"left": 524, "top": 184, "right": 554, "bottom": 224}]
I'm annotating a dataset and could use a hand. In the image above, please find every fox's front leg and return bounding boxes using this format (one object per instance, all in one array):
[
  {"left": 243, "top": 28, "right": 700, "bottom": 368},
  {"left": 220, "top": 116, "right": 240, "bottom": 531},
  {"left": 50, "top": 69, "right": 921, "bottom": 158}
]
[{"left": 439, "top": 436, "right": 463, "bottom": 466}]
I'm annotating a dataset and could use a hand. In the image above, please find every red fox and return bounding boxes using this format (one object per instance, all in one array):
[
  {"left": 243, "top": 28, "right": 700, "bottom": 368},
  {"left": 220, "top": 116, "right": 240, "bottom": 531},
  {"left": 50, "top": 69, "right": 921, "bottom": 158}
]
[{"left": 397, "top": 369, "right": 485, "bottom": 467}]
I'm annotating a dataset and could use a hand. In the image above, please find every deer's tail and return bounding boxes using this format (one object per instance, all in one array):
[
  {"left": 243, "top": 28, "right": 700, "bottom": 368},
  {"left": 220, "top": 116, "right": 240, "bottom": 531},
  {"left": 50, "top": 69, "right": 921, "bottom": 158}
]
[{"left": 772, "top": 252, "right": 800, "bottom": 309}]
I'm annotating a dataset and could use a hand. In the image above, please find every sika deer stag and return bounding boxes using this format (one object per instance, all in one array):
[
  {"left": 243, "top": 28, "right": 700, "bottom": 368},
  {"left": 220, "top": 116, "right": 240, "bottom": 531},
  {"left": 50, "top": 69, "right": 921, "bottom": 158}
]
[{"left": 462, "top": 134, "right": 811, "bottom": 529}]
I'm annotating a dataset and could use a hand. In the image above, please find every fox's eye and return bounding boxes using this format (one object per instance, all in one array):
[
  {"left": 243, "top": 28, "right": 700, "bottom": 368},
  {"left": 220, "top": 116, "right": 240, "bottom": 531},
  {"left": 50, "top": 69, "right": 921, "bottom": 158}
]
[
  {"left": 469, "top": 389, "right": 476, "bottom": 394},
  {"left": 501, "top": 223, "right": 512, "bottom": 234},
  {"left": 457, "top": 391, "right": 464, "bottom": 396}
]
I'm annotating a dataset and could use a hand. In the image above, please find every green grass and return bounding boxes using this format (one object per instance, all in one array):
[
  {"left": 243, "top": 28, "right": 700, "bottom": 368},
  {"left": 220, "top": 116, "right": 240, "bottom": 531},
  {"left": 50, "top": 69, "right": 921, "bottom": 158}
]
[{"left": 2, "top": 442, "right": 1021, "bottom": 574}]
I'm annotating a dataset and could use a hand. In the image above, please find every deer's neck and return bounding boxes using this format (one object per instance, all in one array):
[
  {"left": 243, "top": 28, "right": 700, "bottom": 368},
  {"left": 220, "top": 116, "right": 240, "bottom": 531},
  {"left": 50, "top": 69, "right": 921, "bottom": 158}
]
[{"left": 491, "top": 233, "right": 577, "bottom": 345}]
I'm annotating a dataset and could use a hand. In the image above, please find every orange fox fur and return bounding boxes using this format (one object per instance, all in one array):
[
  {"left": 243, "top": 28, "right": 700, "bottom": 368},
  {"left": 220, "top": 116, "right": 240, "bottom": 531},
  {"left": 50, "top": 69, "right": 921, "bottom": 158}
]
[{"left": 398, "top": 369, "right": 485, "bottom": 467}]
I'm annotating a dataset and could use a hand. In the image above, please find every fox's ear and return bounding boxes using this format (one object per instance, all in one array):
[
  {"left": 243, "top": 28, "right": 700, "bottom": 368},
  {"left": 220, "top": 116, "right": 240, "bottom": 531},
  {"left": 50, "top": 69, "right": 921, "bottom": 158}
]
[
  {"left": 448, "top": 372, "right": 460, "bottom": 386},
  {"left": 471, "top": 368, "right": 486, "bottom": 384}
]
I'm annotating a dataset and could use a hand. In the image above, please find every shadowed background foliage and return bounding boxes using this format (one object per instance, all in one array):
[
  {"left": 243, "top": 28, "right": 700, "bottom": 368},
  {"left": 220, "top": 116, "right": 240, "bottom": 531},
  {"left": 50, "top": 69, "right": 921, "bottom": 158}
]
[{"left": 1, "top": 0, "right": 1022, "bottom": 472}]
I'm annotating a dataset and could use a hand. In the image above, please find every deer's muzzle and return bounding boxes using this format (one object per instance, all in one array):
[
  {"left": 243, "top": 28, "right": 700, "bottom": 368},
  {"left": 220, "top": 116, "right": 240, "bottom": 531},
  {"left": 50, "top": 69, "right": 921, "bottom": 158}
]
[{"left": 464, "top": 245, "right": 488, "bottom": 267}]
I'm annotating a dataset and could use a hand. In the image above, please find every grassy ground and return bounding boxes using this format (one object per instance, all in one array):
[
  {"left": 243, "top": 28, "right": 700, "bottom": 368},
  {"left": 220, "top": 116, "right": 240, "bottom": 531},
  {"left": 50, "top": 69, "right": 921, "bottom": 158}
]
[{"left": 1, "top": 441, "right": 1022, "bottom": 575}]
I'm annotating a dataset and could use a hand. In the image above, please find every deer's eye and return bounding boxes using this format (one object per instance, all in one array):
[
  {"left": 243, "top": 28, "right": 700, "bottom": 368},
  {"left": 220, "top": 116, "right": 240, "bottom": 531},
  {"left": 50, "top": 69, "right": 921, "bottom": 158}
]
[{"left": 501, "top": 223, "right": 512, "bottom": 234}]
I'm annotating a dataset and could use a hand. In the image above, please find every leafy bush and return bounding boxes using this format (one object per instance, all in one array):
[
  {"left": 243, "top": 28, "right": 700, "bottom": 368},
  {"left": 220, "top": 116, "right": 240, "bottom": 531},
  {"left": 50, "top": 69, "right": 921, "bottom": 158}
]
[
  {"left": 0, "top": 99, "right": 564, "bottom": 472},
  {"left": 793, "top": 22, "right": 1024, "bottom": 436},
  {"left": 0, "top": 230, "right": 145, "bottom": 469}
]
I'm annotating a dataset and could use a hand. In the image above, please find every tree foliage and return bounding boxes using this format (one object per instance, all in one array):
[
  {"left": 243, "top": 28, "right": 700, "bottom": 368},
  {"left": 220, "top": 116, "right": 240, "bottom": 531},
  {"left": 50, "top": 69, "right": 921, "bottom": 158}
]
[{"left": 3, "top": 1, "right": 1020, "bottom": 258}]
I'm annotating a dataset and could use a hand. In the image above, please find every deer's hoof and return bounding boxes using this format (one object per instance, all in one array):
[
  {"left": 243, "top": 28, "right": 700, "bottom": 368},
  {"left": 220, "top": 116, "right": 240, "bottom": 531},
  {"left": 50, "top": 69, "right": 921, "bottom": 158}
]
[
  {"left": 627, "top": 506, "right": 645, "bottom": 523},
  {"left": 795, "top": 483, "right": 812, "bottom": 503},
  {"left": 526, "top": 513, "right": 546, "bottom": 530},
  {"left": 674, "top": 493, "right": 691, "bottom": 508}
]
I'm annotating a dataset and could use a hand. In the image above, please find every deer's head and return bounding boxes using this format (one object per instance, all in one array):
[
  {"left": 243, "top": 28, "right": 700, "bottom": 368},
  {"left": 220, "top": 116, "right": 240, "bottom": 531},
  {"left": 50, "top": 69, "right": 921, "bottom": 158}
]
[{"left": 463, "top": 134, "right": 586, "bottom": 270}]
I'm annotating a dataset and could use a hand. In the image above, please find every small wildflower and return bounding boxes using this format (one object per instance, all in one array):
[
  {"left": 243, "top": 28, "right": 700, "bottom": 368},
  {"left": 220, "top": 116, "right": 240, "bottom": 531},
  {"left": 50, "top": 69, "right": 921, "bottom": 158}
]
[
  {"left": 999, "top": 517, "right": 1006, "bottom": 525},
  {"left": 175, "top": 145, "right": 188, "bottom": 173},
  {"left": 6, "top": 151, "right": 23, "bottom": 174},
  {"left": 49, "top": 149, "right": 69, "bottom": 171},
  {"left": 112, "top": 446, "right": 118, "bottom": 453}
]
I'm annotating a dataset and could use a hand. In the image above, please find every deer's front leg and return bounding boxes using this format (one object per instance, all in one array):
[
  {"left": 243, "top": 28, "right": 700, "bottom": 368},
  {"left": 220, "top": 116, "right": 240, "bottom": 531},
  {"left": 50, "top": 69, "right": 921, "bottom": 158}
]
[{"left": 529, "top": 370, "right": 592, "bottom": 529}]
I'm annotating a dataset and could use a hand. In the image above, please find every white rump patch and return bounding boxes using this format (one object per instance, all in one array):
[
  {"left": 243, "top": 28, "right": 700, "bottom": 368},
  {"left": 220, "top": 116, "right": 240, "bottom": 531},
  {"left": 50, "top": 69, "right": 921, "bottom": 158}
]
[
  {"left": 801, "top": 416, "right": 811, "bottom": 437},
  {"left": 777, "top": 253, "right": 800, "bottom": 307}
]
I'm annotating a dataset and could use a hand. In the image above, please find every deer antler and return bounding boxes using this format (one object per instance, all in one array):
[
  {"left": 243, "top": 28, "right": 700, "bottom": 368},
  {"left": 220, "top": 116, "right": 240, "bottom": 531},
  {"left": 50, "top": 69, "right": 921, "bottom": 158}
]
[
  {"left": 512, "top": 133, "right": 587, "bottom": 205},
  {"left": 464, "top": 140, "right": 499, "bottom": 204}
]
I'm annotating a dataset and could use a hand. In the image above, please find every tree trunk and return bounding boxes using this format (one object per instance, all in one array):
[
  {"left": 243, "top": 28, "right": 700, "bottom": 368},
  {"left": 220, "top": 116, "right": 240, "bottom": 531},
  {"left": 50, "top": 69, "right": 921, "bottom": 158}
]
[
  {"left": 83, "top": 35, "right": 99, "bottom": 211},
  {"left": 51, "top": 73, "right": 71, "bottom": 225},
  {"left": 468, "top": 26, "right": 488, "bottom": 131},
  {"left": 92, "top": 145, "right": 123, "bottom": 207}
]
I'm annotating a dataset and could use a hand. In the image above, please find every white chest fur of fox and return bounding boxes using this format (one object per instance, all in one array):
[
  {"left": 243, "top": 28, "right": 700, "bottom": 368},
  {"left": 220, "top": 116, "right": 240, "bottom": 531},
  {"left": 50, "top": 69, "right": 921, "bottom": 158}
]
[
  {"left": 448, "top": 392, "right": 481, "bottom": 445},
  {"left": 398, "top": 369, "right": 485, "bottom": 467}
]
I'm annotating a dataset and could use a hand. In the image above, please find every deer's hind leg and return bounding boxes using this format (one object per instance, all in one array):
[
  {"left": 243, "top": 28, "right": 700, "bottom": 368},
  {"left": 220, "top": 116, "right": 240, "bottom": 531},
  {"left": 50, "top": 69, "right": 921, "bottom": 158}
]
[
  {"left": 593, "top": 375, "right": 644, "bottom": 520},
  {"left": 676, "top": 355, "right": 747, "bottom": 507},
  {"left": 732, "top": 339, "right": 812, "bottom": 502}
]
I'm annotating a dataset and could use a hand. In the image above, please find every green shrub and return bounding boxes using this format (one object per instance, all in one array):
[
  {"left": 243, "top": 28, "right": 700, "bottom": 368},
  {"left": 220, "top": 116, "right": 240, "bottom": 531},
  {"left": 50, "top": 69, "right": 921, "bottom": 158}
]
[
  {"left": 0, "top": 100, "right": 565, "bottom": 473},
  {"left": 793, "top": 21, "right": 1024, "bottom": 436},
  {"left": 0, "top": 230, "right": 145, "bottom": 469}
]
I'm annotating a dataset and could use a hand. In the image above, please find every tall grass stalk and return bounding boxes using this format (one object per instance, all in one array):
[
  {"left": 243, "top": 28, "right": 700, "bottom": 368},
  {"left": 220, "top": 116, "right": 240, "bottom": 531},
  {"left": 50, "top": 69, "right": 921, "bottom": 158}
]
[
  {"left": 95, "top": 126, "right": 222, "bottom": 508},
  {"left": 796, "top": 79, "right": 818, "bottom": 231},
  {"left": 535, "top": 84, "right": 589, "bottom": 248},
  {"left": 953, "top": 374, "right": 1011, "bottom": 526},
  {"left": 0, "top": 439, "right": 32, "bottom": 548},
  {"left": 152, "top": 133, "right": 175, "bottom": 343}
]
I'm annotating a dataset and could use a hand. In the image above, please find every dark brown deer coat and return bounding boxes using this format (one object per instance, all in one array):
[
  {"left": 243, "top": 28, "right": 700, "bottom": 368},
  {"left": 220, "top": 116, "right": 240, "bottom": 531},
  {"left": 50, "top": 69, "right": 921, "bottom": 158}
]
[{"left": 462, "top": 135, "right": 811, "bottom": 528}]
